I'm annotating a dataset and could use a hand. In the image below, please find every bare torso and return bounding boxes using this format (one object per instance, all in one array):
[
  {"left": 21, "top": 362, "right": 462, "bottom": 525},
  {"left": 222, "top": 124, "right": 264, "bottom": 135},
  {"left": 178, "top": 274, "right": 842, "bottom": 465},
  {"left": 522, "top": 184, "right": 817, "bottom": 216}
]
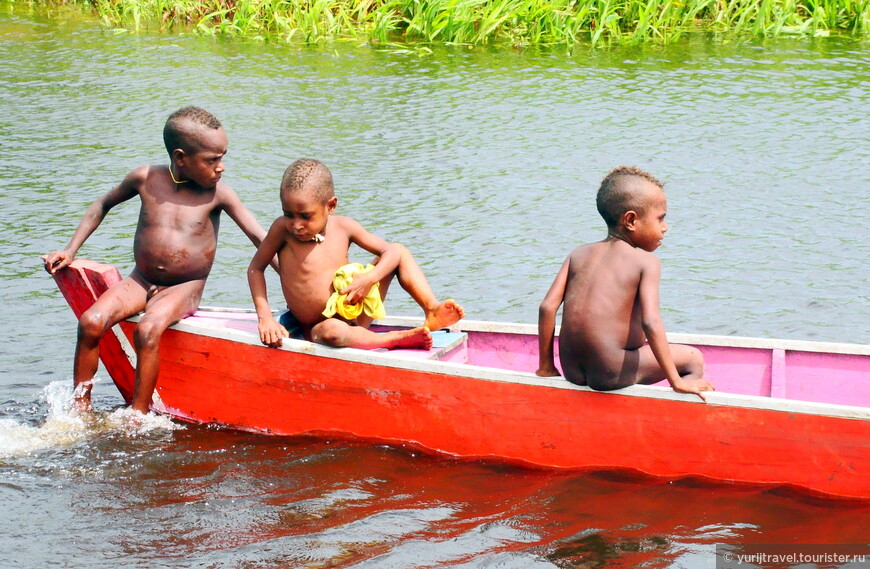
[
  {"left": 133, "top": 166, "right": 225, "bottom": 286},
  {"left": 558, "top": 240, "right": 649, "bottom": 382},
  {"left": 277, "top": 216, "right": 353, "bottom": 327}
]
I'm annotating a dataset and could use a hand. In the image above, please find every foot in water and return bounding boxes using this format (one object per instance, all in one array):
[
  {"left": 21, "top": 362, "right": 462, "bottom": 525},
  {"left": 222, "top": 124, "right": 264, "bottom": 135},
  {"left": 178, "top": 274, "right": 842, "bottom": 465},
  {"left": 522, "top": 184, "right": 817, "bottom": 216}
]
[
  {"left": 122, "top": 408, "right": 147, "bottom": 432},
  {"left": 424, "top": 300, "right": 465, "bottom": 331},
  {"left": 384, "top": 326, "right": 433, "bottom": 350},
  {"left": 72, "top": 380, "right": 93, "bottom": 414},
  {"left": 72, "top": 397, "right": 92, "bottom": 415}
]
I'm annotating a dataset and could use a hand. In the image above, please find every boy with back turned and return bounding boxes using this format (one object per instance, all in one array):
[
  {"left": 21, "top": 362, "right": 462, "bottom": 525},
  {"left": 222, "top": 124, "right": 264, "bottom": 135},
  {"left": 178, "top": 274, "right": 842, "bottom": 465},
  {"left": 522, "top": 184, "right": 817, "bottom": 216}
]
[
  {"left": 537, "top": 166, "right": 715, "bottom": 400},
  {"left": 43, "top": 106, "right": 271, "bottom": 414}
]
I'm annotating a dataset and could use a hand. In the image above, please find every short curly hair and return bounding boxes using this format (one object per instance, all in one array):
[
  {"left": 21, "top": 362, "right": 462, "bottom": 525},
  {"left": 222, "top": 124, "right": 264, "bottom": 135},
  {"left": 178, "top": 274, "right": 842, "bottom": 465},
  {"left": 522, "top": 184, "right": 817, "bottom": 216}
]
[
  {"left": 596, "top": 166, "right": 664, "bottom": 228},
  {"left": 162, "top": 106, "right": 222, "bottom": 155},
  {"left": 280, "top": 158, "right": 335, "bottom": 203}
]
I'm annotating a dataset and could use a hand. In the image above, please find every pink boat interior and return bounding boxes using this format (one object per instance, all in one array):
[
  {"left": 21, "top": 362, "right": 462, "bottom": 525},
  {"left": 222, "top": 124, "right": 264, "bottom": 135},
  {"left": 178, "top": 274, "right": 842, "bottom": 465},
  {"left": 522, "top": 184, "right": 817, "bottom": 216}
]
[{"left": 187, "top": 310, "right": 870, "bottom": 409}]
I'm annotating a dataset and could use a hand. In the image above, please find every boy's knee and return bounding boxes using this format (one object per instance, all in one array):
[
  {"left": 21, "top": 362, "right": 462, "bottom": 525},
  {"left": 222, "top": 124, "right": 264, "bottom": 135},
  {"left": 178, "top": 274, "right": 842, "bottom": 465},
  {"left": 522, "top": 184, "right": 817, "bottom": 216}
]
[
  {"left": 675, "top": 345, "right": 704, "bottom": 375},
  {"left": 691, "top": 346, "right": 705, "bottom": 370},
  {"left": 392, "top": 243, "right": 412, "bottom": 260},
  {"left": 133, "top": 318, "right": 168, "bottom": 349},
  {"left": 311, "top": 321, "right": 346, "bottom": 347},
  {"left": 78, "top": 309, "right": 110, "bottom": 339}
]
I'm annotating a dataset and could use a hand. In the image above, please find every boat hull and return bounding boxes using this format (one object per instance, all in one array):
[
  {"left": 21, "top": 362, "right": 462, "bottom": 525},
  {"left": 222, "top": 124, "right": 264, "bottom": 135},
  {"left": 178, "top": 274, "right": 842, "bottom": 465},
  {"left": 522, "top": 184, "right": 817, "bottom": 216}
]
[{"left": 52, "top": 260, "right": 870, "bottom": 500}]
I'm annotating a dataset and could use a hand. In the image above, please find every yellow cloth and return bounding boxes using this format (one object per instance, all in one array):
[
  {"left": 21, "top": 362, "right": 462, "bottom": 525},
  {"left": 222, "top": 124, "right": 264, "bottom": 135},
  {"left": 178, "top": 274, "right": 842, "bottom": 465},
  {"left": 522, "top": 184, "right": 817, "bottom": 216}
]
[{"left": 322, "top": 263, "right": 386, "bottom": 320}]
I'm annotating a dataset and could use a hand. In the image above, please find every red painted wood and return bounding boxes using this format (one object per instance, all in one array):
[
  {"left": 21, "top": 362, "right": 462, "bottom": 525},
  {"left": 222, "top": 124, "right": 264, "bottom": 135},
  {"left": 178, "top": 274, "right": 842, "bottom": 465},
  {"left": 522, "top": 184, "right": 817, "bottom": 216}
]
[
  {"left": 138, "top": 329, "right": 870, "bottom": 499},
  {"left": 53, "top": 260, "right": 870, "bottom": 499},
  {"left": 52, "top": 260, "right": 135, "bottom": 403}
]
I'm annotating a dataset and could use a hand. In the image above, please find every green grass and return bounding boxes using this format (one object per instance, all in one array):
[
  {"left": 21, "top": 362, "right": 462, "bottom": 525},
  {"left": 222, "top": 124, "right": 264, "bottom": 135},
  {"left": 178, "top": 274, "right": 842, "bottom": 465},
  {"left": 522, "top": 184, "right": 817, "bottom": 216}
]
[{"left": 21, "top": 0, "right": 870, "bottom": 46}]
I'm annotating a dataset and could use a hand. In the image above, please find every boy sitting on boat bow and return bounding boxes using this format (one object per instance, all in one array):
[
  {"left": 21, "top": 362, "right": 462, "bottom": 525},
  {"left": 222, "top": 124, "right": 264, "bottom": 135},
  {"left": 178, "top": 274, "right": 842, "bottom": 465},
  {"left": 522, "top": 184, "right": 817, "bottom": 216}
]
[{"left": 43, "top": 106, "right": 271, "bottom": 414}]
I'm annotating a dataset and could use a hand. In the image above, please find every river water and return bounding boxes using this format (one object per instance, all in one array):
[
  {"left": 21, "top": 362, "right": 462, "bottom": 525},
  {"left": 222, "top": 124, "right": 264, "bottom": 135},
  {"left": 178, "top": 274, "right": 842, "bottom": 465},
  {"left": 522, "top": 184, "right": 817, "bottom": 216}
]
[{"left": 1, "top": 4, "right": 869, "bottom": 568}]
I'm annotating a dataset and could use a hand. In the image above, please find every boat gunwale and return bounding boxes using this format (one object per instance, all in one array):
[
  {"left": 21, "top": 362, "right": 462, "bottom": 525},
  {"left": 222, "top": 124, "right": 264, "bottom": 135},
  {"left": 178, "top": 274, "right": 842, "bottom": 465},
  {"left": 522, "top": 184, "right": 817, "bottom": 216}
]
[
  {"left": 193, "top": 308, "right": 870, "bottom": 356},
  {"left": 122, "top": 308, "right": 870, "bottom": 423}
]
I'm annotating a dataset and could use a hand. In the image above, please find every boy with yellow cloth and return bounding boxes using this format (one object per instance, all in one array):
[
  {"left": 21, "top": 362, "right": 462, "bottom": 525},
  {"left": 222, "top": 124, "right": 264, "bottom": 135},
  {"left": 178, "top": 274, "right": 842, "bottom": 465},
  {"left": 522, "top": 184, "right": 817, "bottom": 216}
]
[
  {"left": 322, "top": 263, "right": 386, "bottom": 321},
  {"left": 248, "top": 158, "right": 464, "bottom": 350}
]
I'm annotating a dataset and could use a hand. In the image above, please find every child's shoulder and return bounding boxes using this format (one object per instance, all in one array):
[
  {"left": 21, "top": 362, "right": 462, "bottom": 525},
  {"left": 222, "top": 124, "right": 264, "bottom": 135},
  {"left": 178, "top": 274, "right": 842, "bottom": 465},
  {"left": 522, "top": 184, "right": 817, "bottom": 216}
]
[
  {"left": 125, "top": 164, "right": 162, "bottom": 182},
  {"left": 626, "top": 245, "right": 660, "bottom": 273},
  {"left": 330, "top": 214, "right": 357, "bottom": 224},
  {"left": 329, "top": 214, "right": 366, "bottom": 232},
  {"left": 616, "top": 240, "right": 659, "bottom": 265},
  {"left": 113, "top": 164, "right": 165, "bottom": 193},
  {"left": 210, "top": 180, "right": 243, "bottom": 205},
  {"left": 567, "top": 240, "right": 605, "bottom": 259},
  {"left": 572, "top": 239, "right": 657, "bottom": 268}
]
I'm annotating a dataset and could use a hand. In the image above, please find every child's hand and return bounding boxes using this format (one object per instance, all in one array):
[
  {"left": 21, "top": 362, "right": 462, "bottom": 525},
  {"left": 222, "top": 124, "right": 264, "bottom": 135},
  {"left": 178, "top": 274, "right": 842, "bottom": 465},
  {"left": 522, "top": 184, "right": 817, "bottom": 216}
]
[
  {"left": 671, "top": 377, "right": 715, "bottom": 402},
  {"left": 340, "top": 273, "right": 375, "bottom": 305},
  {"left": 258, "top": 316, "right": 289, "bottom": 348},
  {"left": 536, "top": 365, "right": 561, "bottom": 377},
  {"left": 42, "top": 251, "right": 73, "bottom": 274}
]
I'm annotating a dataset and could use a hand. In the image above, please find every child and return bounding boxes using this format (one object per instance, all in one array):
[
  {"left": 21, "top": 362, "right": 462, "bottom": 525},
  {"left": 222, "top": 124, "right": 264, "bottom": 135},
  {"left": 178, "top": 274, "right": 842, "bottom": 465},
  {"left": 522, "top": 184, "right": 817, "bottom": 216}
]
[
  {"left": 248, "top": 158, "right": 464, "bottom": 350},
  {"left": 536, "top": 166, "right": 715, "bottom": 401},
  {"left": 43, "top": 106, "right": 271, "bottom": 414}
]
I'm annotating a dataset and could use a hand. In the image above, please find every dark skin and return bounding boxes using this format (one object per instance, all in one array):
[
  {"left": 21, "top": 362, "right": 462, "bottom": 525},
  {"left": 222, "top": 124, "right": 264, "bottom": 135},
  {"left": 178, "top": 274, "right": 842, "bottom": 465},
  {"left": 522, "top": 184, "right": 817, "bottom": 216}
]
[
  {"left": 248, "top": 182, "right": 464, "bottom": 350},
  {"left": 537, "top": 181, "right": 715, "bottom": 401},
  {"left": 43, "top": 122, "right": 270, "bottom": 413}
]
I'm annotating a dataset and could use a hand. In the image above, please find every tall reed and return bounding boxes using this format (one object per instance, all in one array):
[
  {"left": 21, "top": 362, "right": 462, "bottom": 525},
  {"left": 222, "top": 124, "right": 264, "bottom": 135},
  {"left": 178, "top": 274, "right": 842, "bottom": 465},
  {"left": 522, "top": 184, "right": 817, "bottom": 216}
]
[{"left": 38, "top": 0, "right": 870, "bottom": 46}]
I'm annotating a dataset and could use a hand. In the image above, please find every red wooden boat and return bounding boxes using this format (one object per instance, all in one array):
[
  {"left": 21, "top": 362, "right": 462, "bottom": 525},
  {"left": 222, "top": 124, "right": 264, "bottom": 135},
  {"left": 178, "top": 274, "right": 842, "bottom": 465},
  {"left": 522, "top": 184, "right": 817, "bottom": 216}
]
[{"left": 52, "top": 260, "right": 870, "bottom": 500}]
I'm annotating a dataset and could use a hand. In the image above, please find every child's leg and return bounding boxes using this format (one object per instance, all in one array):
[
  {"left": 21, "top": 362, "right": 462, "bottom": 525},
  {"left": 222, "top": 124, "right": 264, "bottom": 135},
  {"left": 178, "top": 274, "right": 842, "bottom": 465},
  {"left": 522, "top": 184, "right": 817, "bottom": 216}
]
[
  {"left": 362, "top": 244, "right": 463, "bottom": 331},
  {"left": 311, "top": 318, "right": 433, "bottom": 350},
  {"left": 586, "top": 343, "right": 704, "bottom": 390},
  {"left": 631, "top": 343, "right": 704, "bottom": 385},
  {"left": 130, "top": 278, "right": 205, "bottom": 413},
  {"left": 662, "top": 343, "right": 705, "bottom": 381},
  {"left": 73, "top": 275, "right": 150, "bottom": 410}
]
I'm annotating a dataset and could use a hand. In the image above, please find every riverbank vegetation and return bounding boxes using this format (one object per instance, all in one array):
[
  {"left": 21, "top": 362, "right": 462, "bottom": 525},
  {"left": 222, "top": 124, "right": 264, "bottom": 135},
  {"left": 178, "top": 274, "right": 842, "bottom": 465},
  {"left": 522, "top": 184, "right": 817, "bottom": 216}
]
[{"left": 26, "top": 0, "right": 870, "bottom": 46}]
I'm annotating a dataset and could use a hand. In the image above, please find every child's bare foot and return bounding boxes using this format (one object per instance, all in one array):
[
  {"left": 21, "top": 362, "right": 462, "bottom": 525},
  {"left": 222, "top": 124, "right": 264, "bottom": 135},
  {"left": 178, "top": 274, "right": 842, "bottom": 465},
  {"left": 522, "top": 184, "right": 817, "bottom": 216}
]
[
  {"left": 385, "top": 326, "right": 433, "bottom": 350},
  {"left": 72, "top": 381, "right": 93, "bottom": 414},
  {"left": 424, "top": 300, "right": 465, "bottom": 331},
  {"left": 121, "top": 408, "right": 148, "bottom": 434},
  {"left": 73, "top": 397, "right": 92, "bottom": 414},
  {"left": 535, "top": 366, "right": 561, "bottom": 377}
]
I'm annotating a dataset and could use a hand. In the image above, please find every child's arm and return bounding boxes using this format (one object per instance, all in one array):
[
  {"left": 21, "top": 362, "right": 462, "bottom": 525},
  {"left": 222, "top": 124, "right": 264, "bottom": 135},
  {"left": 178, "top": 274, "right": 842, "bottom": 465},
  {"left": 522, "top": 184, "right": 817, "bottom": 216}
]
[
  {"left": 220, "top": 186, "right": 279, "bottom": 272},
  {"left": 42, "top": 168, "right": 142, "bottom": 274},
  {"left": 338, "top": 218, "right": 402, "bottom": 305},
  {"left": 247, "top": 219, "right": 288, "bottom": 348},
  {"left": 638, "top": 256, "right": 708, "bottom": 400},
  {"left": 537, "top": 258, "right": 569, "bottom": 377}
]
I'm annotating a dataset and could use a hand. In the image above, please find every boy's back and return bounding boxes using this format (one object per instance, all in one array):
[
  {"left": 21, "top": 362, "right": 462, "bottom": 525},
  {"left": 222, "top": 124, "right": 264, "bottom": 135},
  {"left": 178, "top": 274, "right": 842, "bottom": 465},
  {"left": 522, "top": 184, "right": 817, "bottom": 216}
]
[{"left": 558, "top": 239, "right": 656, "bottom": 385}]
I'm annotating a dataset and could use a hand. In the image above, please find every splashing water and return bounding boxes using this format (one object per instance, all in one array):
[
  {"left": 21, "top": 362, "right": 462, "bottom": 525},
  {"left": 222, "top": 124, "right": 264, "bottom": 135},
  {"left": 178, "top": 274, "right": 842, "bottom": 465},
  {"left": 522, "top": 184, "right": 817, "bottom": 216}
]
[
  {"left": 0, "top": 380, "right": 182, "bottom": 458},
  {"left": 104, "top": 405, "right": 184, "bottom": 437}
]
